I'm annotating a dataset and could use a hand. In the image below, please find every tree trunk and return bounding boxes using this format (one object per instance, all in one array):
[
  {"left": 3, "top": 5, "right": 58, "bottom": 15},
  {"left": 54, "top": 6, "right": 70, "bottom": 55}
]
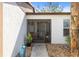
[{"left": 71, "top": 2, "right": 79, "bottom": 54}]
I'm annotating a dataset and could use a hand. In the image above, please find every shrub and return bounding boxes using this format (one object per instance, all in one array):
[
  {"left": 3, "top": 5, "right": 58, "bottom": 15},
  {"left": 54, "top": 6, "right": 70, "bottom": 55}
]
[
  {"left": 26, "top": 33, "right": 32, "bottom": 43},
  {"left": 65, "top": 35, "right": 71, "bottom": 46}
]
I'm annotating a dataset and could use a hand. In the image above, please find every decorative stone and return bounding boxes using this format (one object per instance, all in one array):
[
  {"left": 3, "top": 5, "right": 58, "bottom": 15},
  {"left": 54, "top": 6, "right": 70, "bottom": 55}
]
[{"left": 46, "top": 44, "right": 79, "bottom": 57}]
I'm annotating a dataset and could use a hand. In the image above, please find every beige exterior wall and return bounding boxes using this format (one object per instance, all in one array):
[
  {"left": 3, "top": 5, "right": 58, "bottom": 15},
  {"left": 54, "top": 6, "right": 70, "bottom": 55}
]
[{"left": 0, "top": 2, "right": 3, "bottom": 57}]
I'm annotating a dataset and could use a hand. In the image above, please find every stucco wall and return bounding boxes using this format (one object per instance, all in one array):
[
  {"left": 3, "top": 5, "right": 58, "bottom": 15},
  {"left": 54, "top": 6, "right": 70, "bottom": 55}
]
[
  {"left": 26, "top": 14, "right": 71, "bottom": 44},
  {"left": 3, "top": 2, "right": 27, "bottom": 57},
  {"left": 51, "top": 17, "right": 64, "bottom": 44},
  {"left": 0, "top": 2, "right": 3, "bottom": 57}
]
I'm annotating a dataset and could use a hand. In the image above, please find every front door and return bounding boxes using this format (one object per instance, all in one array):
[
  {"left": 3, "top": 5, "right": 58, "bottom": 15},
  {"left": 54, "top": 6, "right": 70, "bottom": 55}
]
[{"left": 37, "top": 22, "right": 46, "bottom": 42}]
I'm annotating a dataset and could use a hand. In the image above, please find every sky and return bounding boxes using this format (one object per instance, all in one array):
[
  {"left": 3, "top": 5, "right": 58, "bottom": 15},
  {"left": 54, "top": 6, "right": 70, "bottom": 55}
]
[{"left": 31, "top": 2, "right": 71, "bottom": 12}]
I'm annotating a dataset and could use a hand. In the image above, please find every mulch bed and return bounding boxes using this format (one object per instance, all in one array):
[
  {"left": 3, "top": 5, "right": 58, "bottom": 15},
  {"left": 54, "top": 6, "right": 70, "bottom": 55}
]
[{"left": 46, "top": 43, "right": 79, "bottom": 57}]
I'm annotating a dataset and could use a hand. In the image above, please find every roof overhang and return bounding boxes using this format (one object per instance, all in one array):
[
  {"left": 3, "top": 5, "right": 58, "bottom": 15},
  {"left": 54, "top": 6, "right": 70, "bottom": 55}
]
[
  {"left": 25, "top": 2, "right": 35, "bottom": 12},
  {"left": 26, "top": 12, "right": 71, "bottom": 15},
  {"left": 17, "top": 2, "right": 35, "bottom": 13}
]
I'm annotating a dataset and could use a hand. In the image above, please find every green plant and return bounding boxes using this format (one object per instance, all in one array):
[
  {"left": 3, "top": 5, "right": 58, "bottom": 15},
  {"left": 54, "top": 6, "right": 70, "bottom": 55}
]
[
  {"left": 26, "top": 33, "right": 32, "bottom": 43},
  {"left": 65, "top": 35, "right": 71, "bottom": 46}
]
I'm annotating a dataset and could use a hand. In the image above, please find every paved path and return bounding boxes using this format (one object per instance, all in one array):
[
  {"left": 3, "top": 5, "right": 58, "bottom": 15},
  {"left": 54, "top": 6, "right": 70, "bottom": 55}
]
[{"left": 31, "top": 43, "right": 48, "bottom": 57}]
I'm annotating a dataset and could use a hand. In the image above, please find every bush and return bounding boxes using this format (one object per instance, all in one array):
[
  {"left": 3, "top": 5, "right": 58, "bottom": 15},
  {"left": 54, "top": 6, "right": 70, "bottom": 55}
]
[
  {"left": 26, "top": 33, "right": 32, "bottom": 43},
  {"left": 65, "top": 35, "right": 71, "bottom": 46}
]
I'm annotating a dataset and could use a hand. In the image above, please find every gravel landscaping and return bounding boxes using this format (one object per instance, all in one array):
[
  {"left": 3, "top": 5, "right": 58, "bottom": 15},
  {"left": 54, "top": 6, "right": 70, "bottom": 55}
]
[{"left": 46, "top": 43, "right": 79, "bottom": 57}]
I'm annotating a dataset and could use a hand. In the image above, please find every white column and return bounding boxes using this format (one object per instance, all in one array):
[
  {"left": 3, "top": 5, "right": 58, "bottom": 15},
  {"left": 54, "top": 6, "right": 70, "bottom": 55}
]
[{"left": 35, "top": 21, "right": 37, "bottom": 33}]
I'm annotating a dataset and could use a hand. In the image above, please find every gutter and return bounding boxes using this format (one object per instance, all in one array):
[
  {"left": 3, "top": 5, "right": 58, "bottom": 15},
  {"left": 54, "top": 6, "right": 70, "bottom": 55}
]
[{"left": 25, "top": 2, "right": 35, "bottom": 13}]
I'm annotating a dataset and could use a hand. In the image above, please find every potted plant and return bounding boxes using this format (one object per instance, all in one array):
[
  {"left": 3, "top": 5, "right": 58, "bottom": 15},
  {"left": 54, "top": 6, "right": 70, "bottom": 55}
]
[
  {"left": 25, "top": 33, "right": 32, "bottom": 57},
  {"left": 25, "top": 33, "right": 32, "bottom": 47}
]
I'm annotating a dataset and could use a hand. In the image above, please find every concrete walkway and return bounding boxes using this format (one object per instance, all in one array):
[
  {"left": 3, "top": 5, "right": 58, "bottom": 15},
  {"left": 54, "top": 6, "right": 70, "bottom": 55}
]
[{"left": 31, "top": 43, "right": 48, "bottom": 57}]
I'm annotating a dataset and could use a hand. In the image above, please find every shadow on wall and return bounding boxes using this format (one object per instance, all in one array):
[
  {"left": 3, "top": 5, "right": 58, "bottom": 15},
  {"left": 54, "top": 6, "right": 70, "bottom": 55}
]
[{"left": 11, "top": 15, "right": 27, "bottom": 57}]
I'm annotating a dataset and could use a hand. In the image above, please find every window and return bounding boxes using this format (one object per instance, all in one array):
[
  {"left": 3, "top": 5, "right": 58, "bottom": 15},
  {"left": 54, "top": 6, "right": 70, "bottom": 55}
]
[{"left": 63, "top": 19, "right": 70, "bottom": 36}]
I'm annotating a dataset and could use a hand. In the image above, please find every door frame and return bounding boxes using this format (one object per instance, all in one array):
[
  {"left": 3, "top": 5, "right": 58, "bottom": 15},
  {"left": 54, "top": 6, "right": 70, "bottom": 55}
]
[{"left": 27, "top": 19, "right": 51, "bottom": 43}]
